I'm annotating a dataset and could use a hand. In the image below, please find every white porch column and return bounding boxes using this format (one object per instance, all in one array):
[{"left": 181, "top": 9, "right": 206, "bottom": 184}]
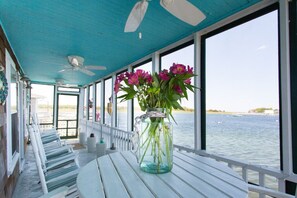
[
  {"left": 194, "top": 32, "right": 202, "bottom": 151},
  {"left": 279, "top": 0, "right": 292, "bottom": 179},
  {"left": 152, "top": 52, "right": 160, "bottom": 73},
  {"left": 127, "top": 65, "right": 133, "bottom": 131}
]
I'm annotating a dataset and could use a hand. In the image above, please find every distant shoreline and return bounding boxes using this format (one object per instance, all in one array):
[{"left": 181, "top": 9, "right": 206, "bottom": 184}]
[{"left": 171, "top": 110, "right": 279, "bottom": 116}]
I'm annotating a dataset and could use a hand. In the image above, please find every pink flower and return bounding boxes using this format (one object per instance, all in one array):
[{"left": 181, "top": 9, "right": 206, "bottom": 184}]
[
  {"left": 143, "top": 72, "right": 153, "bottom": 84},
  {"left": 114, "top": 81, "right": 120, "bottom": 94},
  {"left": 184, "top": 78, "right": 191, "bottom": 84},
  {"left": 187, "top": 65, "right": 193, "bottom": 74},
  {"left": 128, "top": 73, "right": 139, "bottom": 85},
  {"left": 147, "top": 75, "right": 153, "bottom": 84},
  {"left": 135, "top": 69, "right": 144, "bottom": 78},
  {"left": 125, "top": 71, "right": 131, "bottom": 78},
  {"left": 159, "top": 70, "right": 170, "bottom": 81},
  {"left": 117, "top": 73, "right": 125, "bottom": 82},
  {"left": 170, "top": 63, "right": 186, "bottom": 74},
  {"left": 174, "top": 85, "right": 182, "bottom": 94}
]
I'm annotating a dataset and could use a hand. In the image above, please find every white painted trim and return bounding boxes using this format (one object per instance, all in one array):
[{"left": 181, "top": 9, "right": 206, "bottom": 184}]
[
  {"left": 152, "top": 52, "right": 160, "bottom": 73},
  {"left": 78, "top": 88, "right": 84, "bottom": 123},
  {"left": 100, "top": 80, "right": 104, "bottom": 125},
  {"left": 194, "top": 32, "right": 202, "bottom": 151},
  {"left": 279, "top": 0, "right": 293, "bottom": 175},
  {"left": 18, "top": 81, "right": 25, "bottom": 172},
  {"left": 8, "top": 152, "right": 19, "bottom": 176},
  {"left": 127, "top": 66, "right": 133, "bottom": 131},
  {"left": 92, "top": 83, "right": 96, "bottom": 122},
  {"left": 56, "top": 89, "right": 80, "bottom": 95},
  {"left": 86, "top": 86, "right": 90, "bottom": 120},
  {"left": 111, "top": 75, "right": 116, "bottom": 128},
  {"left": 53, "top": 85, "right": 58, "bottom": 128},
  {"left": 5, "top": 49, "right": 20, "bottom": 176}
]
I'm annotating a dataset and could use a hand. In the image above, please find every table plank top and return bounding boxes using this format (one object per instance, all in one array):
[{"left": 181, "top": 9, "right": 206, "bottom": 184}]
[{"left": 77, "top": 151, "right": 248, "bottom": 198}]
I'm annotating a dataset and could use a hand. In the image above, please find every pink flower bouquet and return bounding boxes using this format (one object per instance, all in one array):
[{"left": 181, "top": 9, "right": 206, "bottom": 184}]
[{"left": 114, "top": 63, "right": 195, "bottom": 120}]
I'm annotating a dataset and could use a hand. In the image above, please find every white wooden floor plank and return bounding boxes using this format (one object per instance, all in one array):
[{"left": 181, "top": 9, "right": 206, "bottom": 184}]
[
  {"left": 96, "top": 155, "right": 130, "bottom": 198},
  {"left": 109, "top": 152, "right": 155, "bottom": 198}
]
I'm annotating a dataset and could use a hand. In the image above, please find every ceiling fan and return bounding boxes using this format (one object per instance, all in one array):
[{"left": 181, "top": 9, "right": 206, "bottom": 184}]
[
  {"left": 124, "top": 0, "right": 206, "bottom": 32},
  {"left": 55, "top": 78, "right": 79, "bottom": 88},
  {"left": 59, "top": 55, "right": 106, "bottom": 76}
]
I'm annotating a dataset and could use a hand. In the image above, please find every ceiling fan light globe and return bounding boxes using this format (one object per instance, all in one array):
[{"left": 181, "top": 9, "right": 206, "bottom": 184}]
[{"left": 71, "top": 58, "right": 79, "bottom": 66}]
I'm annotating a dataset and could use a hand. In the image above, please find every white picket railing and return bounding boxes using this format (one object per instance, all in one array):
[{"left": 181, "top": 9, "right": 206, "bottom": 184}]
[
  {"left": 174, "top": 144, "right": 297, "bottom": 198},
  {"left": 79, "top": 120, "right": 134, "bottom": 151}
]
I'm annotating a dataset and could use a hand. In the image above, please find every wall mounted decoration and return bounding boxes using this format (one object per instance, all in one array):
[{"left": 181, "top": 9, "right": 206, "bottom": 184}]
[{"left": 0, "top": 71, "right": 8, "bottom": 105}]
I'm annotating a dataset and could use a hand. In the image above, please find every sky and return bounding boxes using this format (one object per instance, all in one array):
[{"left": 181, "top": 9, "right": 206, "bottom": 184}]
[
  {"left": 30, "top": 10, "right": 279, "bottom": 113},
  {"left": 162, "top": 10, "right": 279, "bottom": 112},
  {"left": 205, "top": 11, "right": 279, "bottom": 112}
]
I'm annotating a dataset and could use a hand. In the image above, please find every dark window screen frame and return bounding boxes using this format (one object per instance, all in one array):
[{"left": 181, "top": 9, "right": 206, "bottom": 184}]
[{"left": 201, "top": 3, "right": 282, "bottom": 169}]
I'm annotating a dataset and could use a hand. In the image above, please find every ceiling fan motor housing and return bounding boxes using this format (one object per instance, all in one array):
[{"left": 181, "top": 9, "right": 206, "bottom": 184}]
[{"left": 68, "top": 55, "right": 84, "bottom": 67}]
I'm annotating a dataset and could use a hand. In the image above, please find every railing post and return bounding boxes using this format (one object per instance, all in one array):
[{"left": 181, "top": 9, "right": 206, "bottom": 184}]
[
  {"left": 110, "top": 127, "right": 113, "bottom": 148},
  {"left": 278, "top": 179, "right": 286, "bottom": 193},
  {"left": 242, "top": 167, "right": 247, "bottom": 182},
  {"left": 100, "top": 124, "right": 103, "bottom": 140},
  {"left": 259, "top": 172, "right": 265, "bottom": 198},
  {"left": 66, "top": 120, "right": 69, "bottom": 137}
]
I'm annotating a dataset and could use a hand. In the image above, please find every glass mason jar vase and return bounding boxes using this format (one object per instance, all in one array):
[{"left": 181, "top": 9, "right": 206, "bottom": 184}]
[{"left": 137, "top": 108, "right": 173, "bottom": 174}]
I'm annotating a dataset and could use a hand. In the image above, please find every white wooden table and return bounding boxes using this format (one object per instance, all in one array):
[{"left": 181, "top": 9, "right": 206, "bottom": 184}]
[{"left": 77, "top": 151, "right": 248, "bottom": 198}]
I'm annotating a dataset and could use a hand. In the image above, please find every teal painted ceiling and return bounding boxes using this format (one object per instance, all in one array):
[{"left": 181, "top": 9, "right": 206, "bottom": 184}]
[{"left": 0, "top": 0, "right": 261, "bottom": 86}]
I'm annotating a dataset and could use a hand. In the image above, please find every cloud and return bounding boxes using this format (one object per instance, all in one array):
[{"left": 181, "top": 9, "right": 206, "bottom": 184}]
[{"left": 256, "top": 45, "right": 267, "bottom": 51}]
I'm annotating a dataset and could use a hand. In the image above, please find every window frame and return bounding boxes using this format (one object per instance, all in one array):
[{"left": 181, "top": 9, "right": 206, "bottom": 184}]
[
  {"left": 95, "top": 81, "right": 102, "bottom": 122},
  {"left": 88, "top": 84, "right": 94, "bottom": 120},
  {"left": 5, "top": 49, "right": 20, "bottom": 176},
  {"left": 200, "top": 3, "right": 282, "bottom": 168},
  {"left": 103, "top": 77, "right": 112, "bottom": 125},
  {"left": 30, "top": 83, "right": 55, "bottom": 126}
]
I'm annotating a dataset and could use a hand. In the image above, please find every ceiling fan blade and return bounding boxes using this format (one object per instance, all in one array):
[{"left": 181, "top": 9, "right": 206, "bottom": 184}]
[
  {"left": 78, "top": 68, "right": 95, "bottom": 76},
  {"left": 124, "top": 1, "right": 149, "bottom": 32},
  {"left": 58, "top": 68, "right": 72, "bottom": 73},
  {"left": 85, "top": 65, "right": 107, "bottom": 70},
  {"left": 160, "top": 0, "right": 206, "bottom": 26}
]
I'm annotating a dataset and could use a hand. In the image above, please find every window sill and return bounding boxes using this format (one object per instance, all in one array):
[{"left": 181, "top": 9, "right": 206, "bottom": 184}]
[{"left": 7, "top": 152, "right": 19, "bottom": 176}]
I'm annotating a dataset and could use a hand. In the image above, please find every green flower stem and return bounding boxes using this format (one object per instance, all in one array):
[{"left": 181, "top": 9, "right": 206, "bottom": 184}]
[
  {"left": 163, "top": 119, "right": 172, "bottom": 169},
  {"left": 139, "top": 118, "right": 160, "bottom": 164},
  {"left": 139, "top": 116, "right": 173, "bottom": 173},
  {"left": 139, "top": 135, "right": 153, "bottom": 165}
]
